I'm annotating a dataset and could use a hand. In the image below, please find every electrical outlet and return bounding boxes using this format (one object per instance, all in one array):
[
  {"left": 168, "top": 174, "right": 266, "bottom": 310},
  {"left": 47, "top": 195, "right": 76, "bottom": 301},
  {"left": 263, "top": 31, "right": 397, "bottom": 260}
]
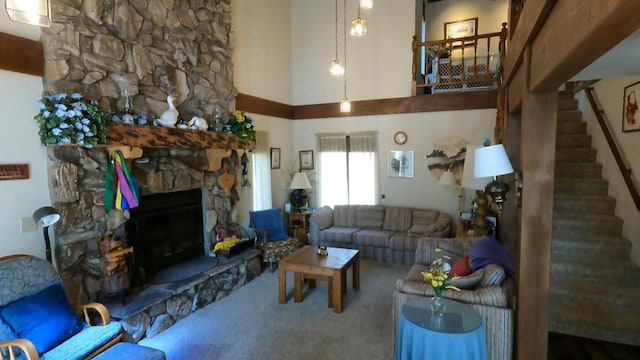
[{"left": 20, "top": 217, "right": 37, "bottom": 233}]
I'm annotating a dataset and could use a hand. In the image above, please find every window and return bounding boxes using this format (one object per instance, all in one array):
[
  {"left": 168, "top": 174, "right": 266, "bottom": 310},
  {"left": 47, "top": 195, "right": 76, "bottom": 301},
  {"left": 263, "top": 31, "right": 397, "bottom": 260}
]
[
  {"left": 317, "top": 133, "right": 378, "bottom": 207},
  {"left": 252, "top": 131, "right": 272, "bottom": 210}
]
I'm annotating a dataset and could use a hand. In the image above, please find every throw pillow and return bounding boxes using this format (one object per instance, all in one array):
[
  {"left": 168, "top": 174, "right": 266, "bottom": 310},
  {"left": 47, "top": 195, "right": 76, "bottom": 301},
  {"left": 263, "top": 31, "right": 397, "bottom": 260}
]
[
  {"left": 479, "top": 264, "right": 506, "bottom": 287},
  {"left": 0, "top": 283, "right": 82, "bottom": 355},
  {"left": 448, "top": 268, "right": 485, "bottom": 290},
  {"left": 468, "top": 236, "right": 516, "bottom": 278},
  {"left": 450, "top": 255, "right": 472, "bottom": 276}
]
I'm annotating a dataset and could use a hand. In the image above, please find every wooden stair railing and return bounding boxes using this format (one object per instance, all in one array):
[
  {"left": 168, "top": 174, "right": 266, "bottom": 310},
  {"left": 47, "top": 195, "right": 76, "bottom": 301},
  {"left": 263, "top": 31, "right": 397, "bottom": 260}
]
[
  {"left": 411, "top": 23, "right": 507, "bottom": 96},
  {"left": 584, "top": 87, "right": 640, "bottom": 210}
]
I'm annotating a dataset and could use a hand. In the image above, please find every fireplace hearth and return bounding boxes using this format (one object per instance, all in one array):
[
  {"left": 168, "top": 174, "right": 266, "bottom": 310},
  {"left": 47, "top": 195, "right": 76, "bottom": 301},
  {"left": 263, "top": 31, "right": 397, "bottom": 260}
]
[{"left": 126, "top": 189, "right": 205, "bottom": 283}]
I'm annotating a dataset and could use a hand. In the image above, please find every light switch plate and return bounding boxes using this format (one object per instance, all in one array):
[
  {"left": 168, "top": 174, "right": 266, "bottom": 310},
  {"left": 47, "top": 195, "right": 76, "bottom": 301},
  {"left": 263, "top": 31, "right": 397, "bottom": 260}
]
[{"left": 20, "top": 217, "right": 37, "bottom": 233}]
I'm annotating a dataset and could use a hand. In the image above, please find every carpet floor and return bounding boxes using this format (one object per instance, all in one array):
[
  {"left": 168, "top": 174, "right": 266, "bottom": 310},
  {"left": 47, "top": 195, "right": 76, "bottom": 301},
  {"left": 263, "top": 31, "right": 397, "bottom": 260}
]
[{"left": 139, "top": 260, "right": 410, "bottom": 360}]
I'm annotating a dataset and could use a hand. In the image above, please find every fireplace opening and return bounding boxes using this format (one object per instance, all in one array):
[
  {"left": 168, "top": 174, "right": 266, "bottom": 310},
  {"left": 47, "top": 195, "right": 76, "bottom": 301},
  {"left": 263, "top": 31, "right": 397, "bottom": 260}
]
[{"left": 126, "top": 189, "right": 205, "bottom": 282}]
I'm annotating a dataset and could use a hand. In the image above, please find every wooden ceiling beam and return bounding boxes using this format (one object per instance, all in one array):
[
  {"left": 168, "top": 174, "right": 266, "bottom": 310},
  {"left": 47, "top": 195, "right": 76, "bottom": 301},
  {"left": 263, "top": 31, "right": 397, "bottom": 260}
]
[
  {"left": 529, "top": 0, "right": 640, "bottom": 92},
  {"left": 0, "top": 32, "right": 43, "bottom": 77}
]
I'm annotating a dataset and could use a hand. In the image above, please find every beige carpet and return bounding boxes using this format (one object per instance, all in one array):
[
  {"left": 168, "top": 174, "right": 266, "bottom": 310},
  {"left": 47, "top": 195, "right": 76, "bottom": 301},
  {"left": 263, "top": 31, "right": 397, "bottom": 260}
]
[{"left": 139, "top": 260, "right": 409, "bottom": 360}]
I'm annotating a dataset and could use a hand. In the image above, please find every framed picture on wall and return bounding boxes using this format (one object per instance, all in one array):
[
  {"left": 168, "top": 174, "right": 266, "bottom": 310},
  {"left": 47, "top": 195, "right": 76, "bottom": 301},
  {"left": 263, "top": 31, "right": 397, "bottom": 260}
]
[
  {"left": 270, "top": 147, "right": 281, "bottom": 169},
  {"left": 623, "top": 80, "right": 640, "bottom": 132},
  {"left": 299, "top": 150, "right": 314, "bottom": 170},
  {"left": 387, "top": 151, "right": 414, "bottom": 178},
  {"left": 444, "top": 17, "right": 478, "bottom": 40}
]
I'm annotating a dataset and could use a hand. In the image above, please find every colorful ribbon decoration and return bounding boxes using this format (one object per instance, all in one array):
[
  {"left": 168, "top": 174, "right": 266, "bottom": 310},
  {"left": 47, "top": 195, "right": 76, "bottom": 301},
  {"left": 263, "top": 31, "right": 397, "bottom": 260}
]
[{"left": 105, "top": 150, "right": 139, "bottom": 212}]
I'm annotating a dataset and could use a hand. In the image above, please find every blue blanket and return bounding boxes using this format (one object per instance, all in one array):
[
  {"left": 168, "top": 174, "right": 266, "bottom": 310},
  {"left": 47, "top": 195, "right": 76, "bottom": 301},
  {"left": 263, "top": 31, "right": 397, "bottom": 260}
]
[{"left": 469, "top": 236, "right": 516, "bottom": 278}]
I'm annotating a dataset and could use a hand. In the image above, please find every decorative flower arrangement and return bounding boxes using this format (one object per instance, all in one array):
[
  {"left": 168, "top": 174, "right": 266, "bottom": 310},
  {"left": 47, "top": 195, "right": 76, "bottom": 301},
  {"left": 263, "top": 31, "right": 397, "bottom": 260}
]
[
  {"left": 34, "top": 93, "right": 107, "bottom": 147},
  {"left": 421, "top": 249, "right": 461, "bottom": 297},
  {"left": 226, "top": 110, "right": 256, "bottom": 140}
]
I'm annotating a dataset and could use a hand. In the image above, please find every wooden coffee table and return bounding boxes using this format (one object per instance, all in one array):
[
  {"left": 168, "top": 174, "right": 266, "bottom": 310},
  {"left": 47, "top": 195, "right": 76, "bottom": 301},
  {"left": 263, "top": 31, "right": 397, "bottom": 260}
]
[{"left": 278, "top": 246, "right": 359, "bottom": 313}]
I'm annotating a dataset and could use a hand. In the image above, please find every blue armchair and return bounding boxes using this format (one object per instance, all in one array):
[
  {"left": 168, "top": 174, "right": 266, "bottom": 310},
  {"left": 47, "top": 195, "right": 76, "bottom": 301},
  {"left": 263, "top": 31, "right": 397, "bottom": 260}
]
[
  {"left": 0, "top": 255, "right": 122, "bottom": 360},
  {"left": 249, "top": 208, "right": 301, "bottom": 271}
]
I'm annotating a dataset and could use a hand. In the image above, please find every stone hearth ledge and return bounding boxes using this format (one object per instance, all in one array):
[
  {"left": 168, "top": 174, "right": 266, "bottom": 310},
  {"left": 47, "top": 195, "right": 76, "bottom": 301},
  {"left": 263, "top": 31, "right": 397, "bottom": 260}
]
[
  {"left": 106, "top": 123, "right": 256, "bottom": 150},
  {"left": 104, "top": 249, "right": 261, "bottom": 342}
]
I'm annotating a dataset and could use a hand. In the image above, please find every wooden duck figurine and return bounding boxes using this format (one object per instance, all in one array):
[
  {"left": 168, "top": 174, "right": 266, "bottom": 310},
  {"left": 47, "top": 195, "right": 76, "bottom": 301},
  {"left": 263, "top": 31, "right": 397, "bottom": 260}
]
[{"left": 157, "top": 95, "right": 178, "bottom": 127}]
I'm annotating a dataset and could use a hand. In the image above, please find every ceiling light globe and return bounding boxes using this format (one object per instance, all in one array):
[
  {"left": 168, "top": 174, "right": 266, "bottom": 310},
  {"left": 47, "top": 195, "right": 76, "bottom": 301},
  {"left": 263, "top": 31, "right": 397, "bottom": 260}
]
[
  {"left": 340, "top": 98, "right": 352, "bottom": 113},
  {"left": 330, "top": 59, "right": 345, "bottom": 76},
  {"left": 350, "top": 18, "right": 367, "bottom": 37},
  {"left": 360, "top": 0, "right": 373, "bottom": 9}
]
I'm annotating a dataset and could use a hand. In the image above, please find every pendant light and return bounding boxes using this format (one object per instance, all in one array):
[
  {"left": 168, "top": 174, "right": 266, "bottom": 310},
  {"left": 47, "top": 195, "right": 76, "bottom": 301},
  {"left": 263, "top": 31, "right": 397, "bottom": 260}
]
[
  {"left": 330, "top": 0, "right": 345, "bottom": 76},
  {"left": 340, "top": 0, "right": 351, "bottom": 113},
  {"left": 351, "top": 1, "right": 367, "bottom": 37},
  {"left": 5, "top": 0, "right": 51, "bottom": 27}
]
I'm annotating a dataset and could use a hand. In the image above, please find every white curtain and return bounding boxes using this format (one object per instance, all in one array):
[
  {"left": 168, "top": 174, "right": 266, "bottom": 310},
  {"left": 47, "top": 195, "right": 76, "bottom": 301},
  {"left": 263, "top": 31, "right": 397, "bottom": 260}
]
[
  {"left": 317, "top": 134, "right": 348, "bottom": 207},
  {"left": 252, "top": 131, "right": 272, "bottom": 210},
  {"left": 348, "top": 133, "right": 378, "bottom": 205}
]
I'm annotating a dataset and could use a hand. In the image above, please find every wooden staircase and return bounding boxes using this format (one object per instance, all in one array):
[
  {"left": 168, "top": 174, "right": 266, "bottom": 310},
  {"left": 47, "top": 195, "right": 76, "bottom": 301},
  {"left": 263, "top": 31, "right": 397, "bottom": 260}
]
[{"left": 549, "top": 91, "right": 640, "bottom": 346}]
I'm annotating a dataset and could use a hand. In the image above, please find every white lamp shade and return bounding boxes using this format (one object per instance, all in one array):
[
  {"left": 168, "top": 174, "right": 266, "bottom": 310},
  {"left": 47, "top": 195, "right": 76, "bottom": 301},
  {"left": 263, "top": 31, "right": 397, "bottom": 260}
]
[
  {"left": 290, "top": 172, "right": 312, "bottom": 189},
  {"left": 474, "top": 144, "right": 514, "bottom": 178},
  {"left": 461, "top": 146, "right": 492, "bottom": 190},
  {"left": 33, "top": 206, "right": 60, "bottom": 227},
  {"left": 439, "top": 170, "right": 456, "bottom": 186},
  {"left": 5, "top": 0, "right": 51, "bottom": 27}
]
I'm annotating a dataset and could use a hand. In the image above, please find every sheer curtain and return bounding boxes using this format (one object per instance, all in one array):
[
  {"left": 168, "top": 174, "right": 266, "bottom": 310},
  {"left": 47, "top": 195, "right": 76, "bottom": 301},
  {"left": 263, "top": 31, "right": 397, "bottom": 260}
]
[
  {"left": 348, "top": 133, "right": 378, "bottom": 205},
  {"left": 252, "top": 131, "right": 272, "bottom": 210},
  {"left": 317, "top": 134, "right": 348, "bottom": 208}
]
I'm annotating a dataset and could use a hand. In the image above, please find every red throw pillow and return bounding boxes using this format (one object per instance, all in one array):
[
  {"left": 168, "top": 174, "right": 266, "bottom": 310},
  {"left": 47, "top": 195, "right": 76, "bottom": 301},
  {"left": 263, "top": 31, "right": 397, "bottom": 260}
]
[{"left": 451, "top": 255, "right": 472, "bottom": 277}]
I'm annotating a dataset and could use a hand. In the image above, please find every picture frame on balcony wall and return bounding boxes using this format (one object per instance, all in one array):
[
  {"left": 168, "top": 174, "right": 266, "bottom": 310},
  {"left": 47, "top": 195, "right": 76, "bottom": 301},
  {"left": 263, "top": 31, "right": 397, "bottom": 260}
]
[
  {"left": 623, "top": 80, "right": 640, "bottom": 132},
  {"left": 270, "top": 147, "right": 281, "bottom": 169},
  {"left": 444, "top": 17, "right": 478, "bottom": 49},
  {"left": 387, "top": 151, "right": 414, "bottom": 178}
]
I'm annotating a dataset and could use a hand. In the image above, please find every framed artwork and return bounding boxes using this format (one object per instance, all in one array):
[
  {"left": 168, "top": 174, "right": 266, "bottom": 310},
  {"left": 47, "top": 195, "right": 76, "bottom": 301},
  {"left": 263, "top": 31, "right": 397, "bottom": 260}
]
[
  {"left": 623, "top": 80, "right": 640, "bottom": 132},
  {"left": 387, "top": 151, "right": 414, "bottom": 178},
  {"left": 299, "top": 150, "right": 314, "bottom": 170},
  {"left": 270, "top": 147, "right": 281, "bottom": 169},
  {"left": 444, "top": 17, "right": 478, "bottom": 42}
]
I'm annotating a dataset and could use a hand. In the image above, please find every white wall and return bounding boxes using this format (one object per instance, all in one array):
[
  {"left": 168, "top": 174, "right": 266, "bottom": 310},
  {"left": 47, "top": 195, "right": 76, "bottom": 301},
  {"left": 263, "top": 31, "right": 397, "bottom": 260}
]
[
  {"left": 292, "top": 109, "right": 496, "bottom": 220},
  {"left": 292, "top": 0, "right": 415, "bottom": 104},
  {"left": 0, "top": 15, "right": 50, "bottom": 259},
  {"left": 578, "top": 76, "right": 640, "bottom": 265},
  {"left": 425, "top": 0, "right": 508, "bottom": 41}
]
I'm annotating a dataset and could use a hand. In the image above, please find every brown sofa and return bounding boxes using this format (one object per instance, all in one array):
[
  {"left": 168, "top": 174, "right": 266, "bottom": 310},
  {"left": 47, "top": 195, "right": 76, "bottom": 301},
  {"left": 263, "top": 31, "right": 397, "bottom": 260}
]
[{"left": 308, "top": 205, "right": 451, "bottom": 265}]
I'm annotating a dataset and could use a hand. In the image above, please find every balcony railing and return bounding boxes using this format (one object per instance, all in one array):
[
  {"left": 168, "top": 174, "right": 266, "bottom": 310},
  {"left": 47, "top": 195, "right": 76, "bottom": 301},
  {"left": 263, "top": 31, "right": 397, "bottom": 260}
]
[{"left": 411, "top": 23, "right": 508, "bottom": 97}]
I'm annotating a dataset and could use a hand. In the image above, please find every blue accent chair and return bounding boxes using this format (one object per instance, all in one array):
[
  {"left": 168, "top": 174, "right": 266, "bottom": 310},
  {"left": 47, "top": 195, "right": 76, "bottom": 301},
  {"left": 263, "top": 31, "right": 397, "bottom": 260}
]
[{"left": 249, "top": 208, "right": 301, "bottom": 271}]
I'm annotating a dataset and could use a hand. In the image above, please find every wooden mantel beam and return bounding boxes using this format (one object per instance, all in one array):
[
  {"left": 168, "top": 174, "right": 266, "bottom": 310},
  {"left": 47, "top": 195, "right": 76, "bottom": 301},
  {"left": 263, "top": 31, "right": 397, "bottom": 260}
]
[
  {"left": 530, "top": 0, "right": 640, "bottom": 92},
  {"left": 0, "top": 32, "right": 44, "bottom": 77}
]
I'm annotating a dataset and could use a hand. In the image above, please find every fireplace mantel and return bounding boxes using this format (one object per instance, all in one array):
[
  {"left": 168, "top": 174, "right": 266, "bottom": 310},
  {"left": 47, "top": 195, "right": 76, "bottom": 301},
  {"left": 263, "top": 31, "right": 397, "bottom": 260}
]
[{"left": 106, "top": 123, "right": 256, "bottom": 150}]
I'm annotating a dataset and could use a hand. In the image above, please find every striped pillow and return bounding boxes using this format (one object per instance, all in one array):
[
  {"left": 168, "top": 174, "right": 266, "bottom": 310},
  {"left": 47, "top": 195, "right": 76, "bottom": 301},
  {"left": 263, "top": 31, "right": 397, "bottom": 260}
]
[{"left": 478, "top": 264, "right": 505, "bottom": 287}]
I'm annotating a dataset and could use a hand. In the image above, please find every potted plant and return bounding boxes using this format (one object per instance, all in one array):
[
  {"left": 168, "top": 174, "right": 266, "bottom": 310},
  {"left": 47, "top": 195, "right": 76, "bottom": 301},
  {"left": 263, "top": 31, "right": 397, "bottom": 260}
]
[{"left": 34, "top": 93, "right": 107, "bottom": 147}]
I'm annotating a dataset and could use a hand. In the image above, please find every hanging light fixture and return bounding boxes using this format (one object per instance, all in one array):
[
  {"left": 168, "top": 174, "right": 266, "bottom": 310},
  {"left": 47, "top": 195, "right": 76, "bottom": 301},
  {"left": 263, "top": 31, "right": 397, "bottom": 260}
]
[
  {"left": 5, "top": 0, "right": 51, "bottom": 27},
  {"left": 340, "top": 0, "right": 351, "bottom": 113},
  {"left": 360, "top": 0, "right": 373, "bottom": 9},
  {"left": 330, "top": 0, "right": 344, "bottom": 76},
  {"left": 351, "top": 1, "right": 367, "bottom": 37}
]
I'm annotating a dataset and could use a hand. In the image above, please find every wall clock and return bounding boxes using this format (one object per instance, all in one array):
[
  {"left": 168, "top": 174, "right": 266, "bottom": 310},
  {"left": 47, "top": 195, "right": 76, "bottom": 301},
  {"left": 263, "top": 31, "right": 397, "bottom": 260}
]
[{"left": 394, "top": 131, "right": 408, "bottom": 145}]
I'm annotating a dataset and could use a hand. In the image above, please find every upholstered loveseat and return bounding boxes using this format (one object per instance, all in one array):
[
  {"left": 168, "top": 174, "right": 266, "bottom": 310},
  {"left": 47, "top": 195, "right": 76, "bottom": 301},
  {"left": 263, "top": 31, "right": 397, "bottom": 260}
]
[
  {"left": 0, "top": 255, "right": 122, "bottom": 360},
  {"left": 392, "top": 236, "right": 514, "bottom": 360},
  {"left": 308, "top": 205, "right": 451, "bottom": 265}
]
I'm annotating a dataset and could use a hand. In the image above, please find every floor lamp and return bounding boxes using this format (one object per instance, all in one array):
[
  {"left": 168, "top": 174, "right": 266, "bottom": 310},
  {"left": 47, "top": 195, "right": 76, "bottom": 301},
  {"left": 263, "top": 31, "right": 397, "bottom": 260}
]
[
  {"left": 33, "top": 206, "right": 60, "bottom": 263},
  {"left": 461, "top": 145, "right": 492, "bottom": 235}
]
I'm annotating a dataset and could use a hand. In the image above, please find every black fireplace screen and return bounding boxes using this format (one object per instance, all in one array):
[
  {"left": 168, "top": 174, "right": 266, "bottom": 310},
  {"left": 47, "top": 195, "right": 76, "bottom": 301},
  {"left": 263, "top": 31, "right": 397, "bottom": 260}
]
[{"left": 126, "top": 189, "right": 205, "bottom": 280}]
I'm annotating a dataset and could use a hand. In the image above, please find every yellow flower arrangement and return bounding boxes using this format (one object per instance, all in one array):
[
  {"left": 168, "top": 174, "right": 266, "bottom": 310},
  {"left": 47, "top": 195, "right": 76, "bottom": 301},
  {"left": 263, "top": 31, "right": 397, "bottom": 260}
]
[{"left": 421, "top": 248, "right": 462, "bottom": 297}]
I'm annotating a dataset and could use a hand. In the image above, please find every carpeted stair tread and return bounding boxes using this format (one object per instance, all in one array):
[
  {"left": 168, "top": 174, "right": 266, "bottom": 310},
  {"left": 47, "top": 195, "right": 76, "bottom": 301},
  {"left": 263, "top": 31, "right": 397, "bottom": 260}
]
[
  {"left": 551, "top": 231, "right": 631, "bottom": 258},
  {"left": 550, "top": 258, "right": 640, "bottom": 284},
  {"left": 558, "top": 98, "right": 578, "bottom": 111},
  {"left": 557, "top": 110, "right": 582, "bottom": 122},
  {"left": 557, "top": 121, "right": 587, "bottom": 135},
  {"left": 555, "top": 163, "right": 603, "bottom": 179},
  {"left": 554, "top": 178, "right": 609, "bottom": 195},
  {"left": 548, "top": 302, "right": 640, "bottom": 346},
  {"left": 555, "top": 148, "right": 597, "bottom": 162},
  {"left": 553, "top": 194, "right": 616, "bottom": 215},
  {"left": 549, "top": 277, "right": 640, "bottom": 305},
  {"left": 556, "top": 134, "right": 592, "bottom": 148},
  {"left": 552, "top": 213, "right": 623, "bottom": 236}
]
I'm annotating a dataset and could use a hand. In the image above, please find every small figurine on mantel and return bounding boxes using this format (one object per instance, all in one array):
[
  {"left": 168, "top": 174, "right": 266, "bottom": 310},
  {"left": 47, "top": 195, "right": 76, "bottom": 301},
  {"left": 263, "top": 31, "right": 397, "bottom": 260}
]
[
  {"left": 188, "top": 116, "right": 209, "bottom": 131},
  {"left": 156, "top": 95, "right": 179, "bottom": 127}
]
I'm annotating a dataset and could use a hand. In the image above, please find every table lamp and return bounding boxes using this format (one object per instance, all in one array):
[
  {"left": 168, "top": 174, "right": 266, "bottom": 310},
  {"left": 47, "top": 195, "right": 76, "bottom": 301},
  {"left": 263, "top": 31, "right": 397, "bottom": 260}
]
[
  {"left": 461, "top": 145, "right": 492, "bottom": 235},
  {"left": 32, "top": 206, "right": 60, "bottom": 263},
  {"left": 289, "top": 172, "right": 312, "bottom": 213}
]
